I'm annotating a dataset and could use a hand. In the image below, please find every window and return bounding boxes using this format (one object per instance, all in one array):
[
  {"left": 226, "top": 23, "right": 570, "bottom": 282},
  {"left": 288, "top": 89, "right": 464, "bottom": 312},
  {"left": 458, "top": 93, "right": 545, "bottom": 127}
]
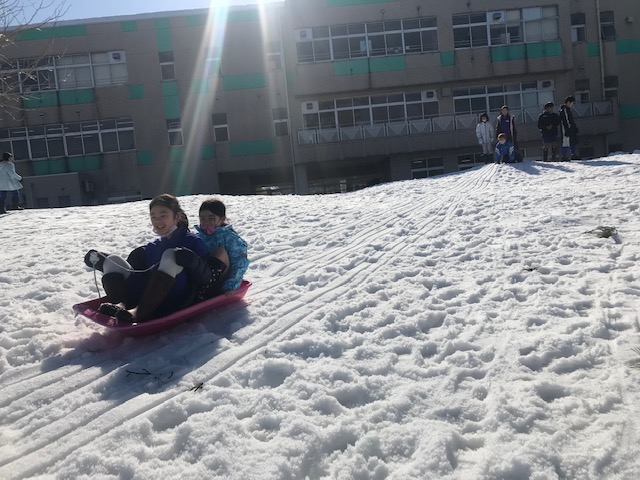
[
  {"left": 159, "top": 51, "right": 175, "bottom": 81},
  {"left": 212, "top": 113, "right": 229, "bottom": 142},
  {"left": 453, "top": 7, "right": 558, "bottom": 48},
  {"left": 453, "top": 13, "right": 488, "bottom": 48},
  {"left": 302, "top": 91, "right": 439, "bottom": 130},
  {"left": 91, "top": 52, "right": 128, "bottom": 86},
  {"left": 604, "top": 76, "right": 618, "bottom": 100},
  {"left": 2, "top": 52, "right": 128, "bottom": 93},
  {"left": 411, "top": 157, "right": 444, "bottom": 178},
  {"left": 575, "top": 79, "right": 590, "bottom": 103},
  {"left": 523, "top": 6, "right": 558, "bottom": 42},
  {"left": 166, "top": 119, "right": 183, "bottom": 146},
  {"left": 205, "top": 46, "right": 221, "bottom": 76},
  {"left": 272, "top": 108, "right": 289, "bottom": 137},
  {"left": 600, "top": 11, "right": 616, "bottom": 40},
  {"left": 453, "top": 81, "right": 553, "bottom": 115},
  {"left": 571, "top": 13, "right": 586, "bottom": 42},
  {"left": 295, "top": 17, "right": 438, "bottom": 63}
]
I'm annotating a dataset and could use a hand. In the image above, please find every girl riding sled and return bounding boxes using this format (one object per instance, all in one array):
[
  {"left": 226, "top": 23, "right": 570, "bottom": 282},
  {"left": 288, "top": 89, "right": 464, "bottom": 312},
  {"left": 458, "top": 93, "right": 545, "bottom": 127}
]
[{"left": 84, "top": 194, "right": 212, "bottom": 323}]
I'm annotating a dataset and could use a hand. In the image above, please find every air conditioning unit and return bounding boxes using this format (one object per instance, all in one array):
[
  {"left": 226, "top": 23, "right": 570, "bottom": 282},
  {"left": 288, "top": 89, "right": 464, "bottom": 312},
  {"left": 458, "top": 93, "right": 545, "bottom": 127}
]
[
  {"left": 488, "top": 11, "right": 505, "bottom": 23},
  {"left": 295, "top": 29, "right": 312, "bottom": 41},
  {"left": 538, "top": 80, "right": 555, "bottom": 90},
  {"left": 108, "top": 51, "right": 126, "bottom": 64},
  {"left": 422, "top": 90, "right": 437, "bottom": 101},
  {"left": 302, "top": 101, "right": 318, "bottom": 113}
]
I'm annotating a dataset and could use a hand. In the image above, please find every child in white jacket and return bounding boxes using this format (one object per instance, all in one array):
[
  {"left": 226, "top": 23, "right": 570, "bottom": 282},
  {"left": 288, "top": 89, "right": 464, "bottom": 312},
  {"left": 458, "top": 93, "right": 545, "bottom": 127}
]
[{"left": 475, "top": 113, "right": 495, "bottom": 164}]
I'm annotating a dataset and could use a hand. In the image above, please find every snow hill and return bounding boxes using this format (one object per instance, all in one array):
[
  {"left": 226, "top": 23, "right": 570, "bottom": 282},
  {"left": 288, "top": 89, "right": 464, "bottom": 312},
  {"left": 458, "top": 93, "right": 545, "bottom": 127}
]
[{"left": 1, "top": 156, "right": 640, "bottom": 479}]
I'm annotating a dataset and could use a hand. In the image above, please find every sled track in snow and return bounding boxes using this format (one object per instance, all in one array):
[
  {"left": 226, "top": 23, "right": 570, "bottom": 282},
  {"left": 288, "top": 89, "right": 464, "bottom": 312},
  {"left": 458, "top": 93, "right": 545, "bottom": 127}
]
[{"left": 0, "top": 165, "right": 503, "bottom": 478}]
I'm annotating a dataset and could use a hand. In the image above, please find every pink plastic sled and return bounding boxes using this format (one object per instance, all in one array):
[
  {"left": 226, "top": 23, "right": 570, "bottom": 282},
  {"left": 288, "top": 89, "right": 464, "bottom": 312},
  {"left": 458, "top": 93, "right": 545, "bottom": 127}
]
[{"left": 73, "top": 279, "right": 251, "bottom": 336}]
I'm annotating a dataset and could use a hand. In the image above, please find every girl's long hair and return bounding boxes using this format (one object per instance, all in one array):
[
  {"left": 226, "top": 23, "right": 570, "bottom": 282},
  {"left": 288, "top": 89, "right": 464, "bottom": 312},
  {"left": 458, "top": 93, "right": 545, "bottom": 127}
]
[{"left": 149, "top": 194, "right": 189, "bottom": 229}]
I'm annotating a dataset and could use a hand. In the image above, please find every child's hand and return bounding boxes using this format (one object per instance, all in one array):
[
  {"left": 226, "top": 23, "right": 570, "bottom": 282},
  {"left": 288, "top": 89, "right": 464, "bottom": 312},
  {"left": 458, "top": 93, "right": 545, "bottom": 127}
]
[{"left": 224, "top": 290, "right": 234, "bottom": 297}]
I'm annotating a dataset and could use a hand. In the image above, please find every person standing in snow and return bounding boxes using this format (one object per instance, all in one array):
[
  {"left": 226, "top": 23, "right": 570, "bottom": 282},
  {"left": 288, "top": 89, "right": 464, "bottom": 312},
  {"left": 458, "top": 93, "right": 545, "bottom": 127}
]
[
  {"left": 476, "top": 112, "right": 495, "bottom": 164},
  {"left": 0, "top": 152, "right": 24, "bottom": 213},
  {"left": 192, "top": 198, "right": 250, "bottom": 299},
  {"left": 559, "top": 96, "right": 580, "bottom": 161},
  {"left": 84, "top": 194, "right": 212, "bottom": 323},
  {"left": 537, "top": 102, "right": 561, "bottom": 162},
  {"left": 496, "top": 105, "right": 518, "bottom": 148}
]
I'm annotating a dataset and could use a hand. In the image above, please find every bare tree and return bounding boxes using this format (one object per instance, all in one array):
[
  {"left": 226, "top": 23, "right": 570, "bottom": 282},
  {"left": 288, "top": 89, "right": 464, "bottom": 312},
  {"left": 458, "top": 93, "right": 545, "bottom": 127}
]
[{"left": 0, "top": 0, "right": 68, "bottom": 119}]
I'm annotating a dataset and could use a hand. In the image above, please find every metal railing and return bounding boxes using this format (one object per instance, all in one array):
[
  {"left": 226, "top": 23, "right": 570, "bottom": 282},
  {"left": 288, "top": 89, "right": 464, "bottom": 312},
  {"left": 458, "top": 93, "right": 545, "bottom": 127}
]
[{"left": 297, "top": 101, "right": 613, "bottom": 145}]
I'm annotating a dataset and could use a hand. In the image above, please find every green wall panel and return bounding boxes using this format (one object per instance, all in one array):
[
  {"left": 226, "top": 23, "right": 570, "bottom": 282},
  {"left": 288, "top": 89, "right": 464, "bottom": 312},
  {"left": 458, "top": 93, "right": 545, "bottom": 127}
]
[
  {"left": 616, "top": 38, "right": 640, "bottom": 55},
  {"left": 491, "top": 42, "right": 560, "bottom": 62},
  {"left": 334, "top": 57, "right": 405, "bottom": 76},
  {"left": 17, "top": 25, "right": 86, "bottom": 41},
  {"left": 222, "top": 73, "right": 267, "bottom": 90},
  {"left": 69, "top": 155, "right": 101, "bottom": 172},
  {"left": 228, "top": 10, "right": 259, "bottom": 23},
  {"left": 328, "top": 0, "right": 396, "bottom": 5},
  {"left": 620, "top": 104, "right": 640, "bottom": 119},
  {"left": 186, "top": 14, "right": 207, "bottom": 27},
  {"left": 162, "top": 81, "right": 179, "bottom": 96},
  {"left": 201, "top": 144, "right": 215, "bottom": 161},
  {"left": 163, "top": 96, "right": 181, "bottom": 118},
  {"left": 155, "top": 18, "right": 171, "bottom": 29},
  {"left": 58, "top": 88, "right": 96, "bottom": 105},
  {"left": 231, "top": 140, "right": 276, "bottom": 157},
  {"left": 526, "top": 41, "right": 561, "bottom": 58},
  {"left": 129, "top": 84, "right": 144, "bottom": 99},
  {"left": 24, "top": 89, "right": 95, "bottom": 108},
  {"left": 169, "top": 147, "right": 185, "bottom": 163},
  {"left": 370, "top": 56, "right": 405, "bottom": 72},
  {"left": 121, "top": 21, "right": 137, "bottom": 32},
  {"left": 23, "top": 92, "right": 58, "bottom": 109},
  {"left": 587, "top": 42, "right": 600, "bottom": 57},
  {"left": 491, "top": 44, "right": 527, "bottom": 61},
  {"left": 440, "top": 51, "right": 455, "bottom": 67},
  {"left": 136, "top": 151, "right": 153, "bottom": 165},
  {"left": 32, "top": 158, "right": 66, "bottom": 175},
  {"left": 334, "top": 59, "right": 369, "bottom": 76},
  {"left": 156, "top": 19, "right": 173, "bottom": 52}
]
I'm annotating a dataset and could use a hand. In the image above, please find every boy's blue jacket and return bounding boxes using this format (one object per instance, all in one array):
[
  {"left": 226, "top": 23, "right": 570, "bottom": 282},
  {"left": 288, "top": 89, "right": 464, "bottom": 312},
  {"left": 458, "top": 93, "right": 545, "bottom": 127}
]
[
  {"left": 495, "top": 141, "right": 516, "bottom": 163},
  {"left": 195, "top": 224, "right": 249, "bottom": 291}
]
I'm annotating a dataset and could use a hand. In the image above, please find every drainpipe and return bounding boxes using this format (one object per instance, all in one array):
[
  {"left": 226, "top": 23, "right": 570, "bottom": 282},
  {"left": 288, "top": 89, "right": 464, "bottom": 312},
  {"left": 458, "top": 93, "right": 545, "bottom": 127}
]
[
  {"left": 278, "top": 11, "right": 299, "bottom": 194},
  {"left": 595, "top": 0, "right": 606, "bottom": 99}
]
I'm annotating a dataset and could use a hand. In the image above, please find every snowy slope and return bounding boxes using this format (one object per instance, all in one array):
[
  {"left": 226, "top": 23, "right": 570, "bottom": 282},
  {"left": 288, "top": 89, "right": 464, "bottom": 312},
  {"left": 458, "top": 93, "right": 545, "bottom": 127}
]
[{"left": 1, "top": 157, "right": 640, "bottom": 479}]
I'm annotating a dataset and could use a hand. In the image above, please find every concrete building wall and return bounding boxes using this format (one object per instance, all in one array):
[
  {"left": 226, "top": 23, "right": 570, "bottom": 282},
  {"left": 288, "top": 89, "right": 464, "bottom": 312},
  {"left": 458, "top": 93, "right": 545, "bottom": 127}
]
[{"left": 1, "top": 0, "right": 639, "bottom": 206}]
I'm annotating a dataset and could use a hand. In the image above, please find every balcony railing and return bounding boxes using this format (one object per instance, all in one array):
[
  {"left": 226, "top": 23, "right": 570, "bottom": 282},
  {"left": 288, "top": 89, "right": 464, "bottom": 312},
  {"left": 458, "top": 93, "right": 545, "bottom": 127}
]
[{"left": 297, "top": 101, "right": 614, "bottom": 145}]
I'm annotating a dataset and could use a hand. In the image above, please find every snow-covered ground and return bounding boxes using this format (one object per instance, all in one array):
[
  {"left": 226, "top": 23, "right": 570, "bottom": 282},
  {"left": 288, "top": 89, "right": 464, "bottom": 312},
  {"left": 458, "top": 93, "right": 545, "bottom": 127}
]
[{"left": 1, "top": 156, "right": 640, "bottom": 479}]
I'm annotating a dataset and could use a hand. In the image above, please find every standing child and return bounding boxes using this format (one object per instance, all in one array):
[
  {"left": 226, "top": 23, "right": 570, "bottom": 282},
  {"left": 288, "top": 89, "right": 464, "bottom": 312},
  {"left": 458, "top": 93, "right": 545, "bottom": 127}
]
[
  {"left": 537, "top": 102, "right": 561, "bottom": 162},
  {"left": 0, "top": 152, "right": 23, "bottom": 213},
  {"left": 494, "top": 133, "right": 516, "bottom": 164},
  {"left": 194, "top": 198, "right": 249, "bottom": 299},
  {"left": 559, "top": 96, "right": 580, "bottom": 161},
  {"left": 475, "top": 112, "right": 495, "bottom": 164},
  {"left": 84, "top": 194, "right": 211, "bottom": 323}
]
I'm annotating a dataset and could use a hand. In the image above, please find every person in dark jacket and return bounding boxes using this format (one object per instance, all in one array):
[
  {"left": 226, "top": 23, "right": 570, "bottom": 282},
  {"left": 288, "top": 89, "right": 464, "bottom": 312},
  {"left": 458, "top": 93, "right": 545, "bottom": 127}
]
[
  {"left": 496, "top": 105, "right": 518, "bottom": 148},
  {"left": 559, "top": 96, "right": 580, "bottom": 161},
  {"left": 537, "top": 102, "right": 561, "bottom": 162},
  {"left": 84, "top": 194, "right": 211, "bottom": 323}
]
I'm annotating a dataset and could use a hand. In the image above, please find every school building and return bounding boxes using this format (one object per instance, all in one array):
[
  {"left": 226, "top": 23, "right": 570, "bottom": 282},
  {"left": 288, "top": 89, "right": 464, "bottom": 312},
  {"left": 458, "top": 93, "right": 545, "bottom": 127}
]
[{"left": 1, "top": 0, "right": 638, "bottom": 207}]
